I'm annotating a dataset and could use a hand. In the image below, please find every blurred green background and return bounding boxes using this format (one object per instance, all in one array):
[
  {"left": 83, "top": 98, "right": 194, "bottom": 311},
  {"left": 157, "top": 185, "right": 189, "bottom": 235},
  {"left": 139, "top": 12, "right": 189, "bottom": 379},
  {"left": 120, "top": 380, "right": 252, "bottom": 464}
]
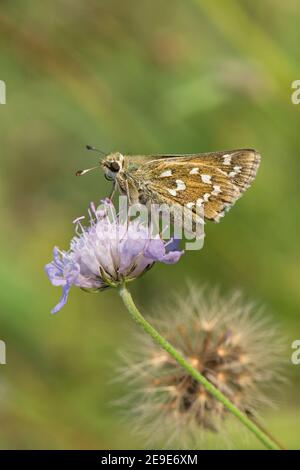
[{"left": 0, "top": 0, "right": 300, "bottom": 450}]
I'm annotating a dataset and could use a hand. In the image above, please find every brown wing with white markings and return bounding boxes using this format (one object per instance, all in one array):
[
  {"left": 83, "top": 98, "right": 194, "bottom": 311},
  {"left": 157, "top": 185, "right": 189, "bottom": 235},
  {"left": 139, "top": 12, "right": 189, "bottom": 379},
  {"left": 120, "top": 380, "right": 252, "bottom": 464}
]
[{"left": 133, "top": 149, "right": 260, "bottom": 222}]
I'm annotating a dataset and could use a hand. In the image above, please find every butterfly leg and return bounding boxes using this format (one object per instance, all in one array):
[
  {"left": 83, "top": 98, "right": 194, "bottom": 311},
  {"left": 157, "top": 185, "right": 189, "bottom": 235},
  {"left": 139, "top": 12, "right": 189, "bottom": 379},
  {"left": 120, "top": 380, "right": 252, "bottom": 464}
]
[
  {"left": 108, "top": 183, "right": 116, "bottom": 201},
  {"left": 125, "top": 180, "right": 132, "bottom": 205}
]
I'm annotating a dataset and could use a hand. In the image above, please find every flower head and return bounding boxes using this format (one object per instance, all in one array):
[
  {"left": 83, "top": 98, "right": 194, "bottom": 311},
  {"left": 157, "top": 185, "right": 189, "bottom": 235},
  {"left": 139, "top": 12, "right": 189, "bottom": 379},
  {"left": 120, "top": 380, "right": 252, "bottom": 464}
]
[
  {"left": 118, "top": 284, "right": 284, "bottom": 448},
  {"left": 45, "top": 200, "right": 183, "bottom": 313}
]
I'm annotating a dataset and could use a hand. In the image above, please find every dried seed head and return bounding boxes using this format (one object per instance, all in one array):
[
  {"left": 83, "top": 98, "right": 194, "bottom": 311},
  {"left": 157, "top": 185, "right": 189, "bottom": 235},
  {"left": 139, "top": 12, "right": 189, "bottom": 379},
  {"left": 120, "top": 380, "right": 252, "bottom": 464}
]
[{"left": 118, "top": 284, "right": 284, "bottom": 448}]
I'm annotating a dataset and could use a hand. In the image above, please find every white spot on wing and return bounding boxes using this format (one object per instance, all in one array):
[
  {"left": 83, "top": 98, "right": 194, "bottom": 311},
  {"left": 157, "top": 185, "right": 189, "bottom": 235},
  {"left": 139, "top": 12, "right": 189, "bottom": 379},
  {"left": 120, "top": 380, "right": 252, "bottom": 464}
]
[
  {"left": 203, "top": 193, "right": 211, "bottom": 202},
  {"left": 189, "top": 168, "right": 199, "bottom": 175},
  {"left": 160, "top": 170, "right": 172, "bottom": 178},
  {"left": 201, "top": 174, "right": 212, "bottom": 184},
  {"left": 167, "top": 180, "right": 186, "bottom": 197},
  {"left": 168, "top": 189, "right": 177, "bottom": 197},
  {"left": 223, "top": 154, "right": 232, "bottom": 165},
  {"left": 186, "top": 202, "right": 195, "bottom": 209},
  {"left": 175, "top": 179, "right": 186, "bottom": 191},
  {"left": 212, "top": 185, "right": 221, "bottom": 196},
  {"left": 229, "top": 165, "right": 242, "bottom": 178}
]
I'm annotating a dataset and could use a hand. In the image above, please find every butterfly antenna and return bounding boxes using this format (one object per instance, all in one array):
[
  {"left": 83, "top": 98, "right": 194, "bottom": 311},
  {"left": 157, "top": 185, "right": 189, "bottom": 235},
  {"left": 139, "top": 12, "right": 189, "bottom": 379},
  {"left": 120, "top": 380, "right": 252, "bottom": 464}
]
[
  {"left": 86, "top": 144, "right": 107, "bottom": 156},
  {"left": 76, "top": 165, "right": 99, "bottom": 176}
]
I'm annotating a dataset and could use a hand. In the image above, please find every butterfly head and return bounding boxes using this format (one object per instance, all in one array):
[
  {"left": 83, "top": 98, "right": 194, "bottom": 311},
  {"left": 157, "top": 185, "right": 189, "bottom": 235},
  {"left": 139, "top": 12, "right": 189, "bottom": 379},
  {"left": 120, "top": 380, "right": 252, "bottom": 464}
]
[
  {"left": 101, "top": 152, "right": 125, "bottom": 181},
  {"left": 76, "top": 149, "right": 125, "bottom": 180}
]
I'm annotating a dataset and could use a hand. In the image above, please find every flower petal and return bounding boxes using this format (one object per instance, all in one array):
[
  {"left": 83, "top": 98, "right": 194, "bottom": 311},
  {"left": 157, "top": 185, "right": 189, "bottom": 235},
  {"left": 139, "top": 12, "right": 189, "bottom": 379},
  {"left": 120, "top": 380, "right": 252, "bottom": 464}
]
[
  {"left": 143, "top": 239, "right": 165, "bottom": 261},
  {"left": 119, "top": 238, "right": 146, "bottom": 273},
  {"left": 45, "top": 262, "right": 66, "bottom": 287},
  {"left": 161, "top": 250, "right": 183, "bottom": 264},
  {"left": 51, "top": 283, "right": 71, "bottom": 314}
]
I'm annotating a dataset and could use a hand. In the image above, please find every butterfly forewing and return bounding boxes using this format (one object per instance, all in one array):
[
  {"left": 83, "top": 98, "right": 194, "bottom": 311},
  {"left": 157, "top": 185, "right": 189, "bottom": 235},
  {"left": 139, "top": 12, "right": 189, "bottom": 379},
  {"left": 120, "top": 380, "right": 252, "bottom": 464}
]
[{"left": 132, "top": 149, "right": 260, "bottom": 222}]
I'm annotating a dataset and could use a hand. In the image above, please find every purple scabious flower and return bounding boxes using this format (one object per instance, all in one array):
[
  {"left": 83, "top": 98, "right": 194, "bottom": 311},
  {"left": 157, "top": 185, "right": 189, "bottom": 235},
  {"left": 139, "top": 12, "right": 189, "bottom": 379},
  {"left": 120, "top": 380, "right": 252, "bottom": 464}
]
[{"left": 45, "top": 200, "right": 183, "bottom": 313}]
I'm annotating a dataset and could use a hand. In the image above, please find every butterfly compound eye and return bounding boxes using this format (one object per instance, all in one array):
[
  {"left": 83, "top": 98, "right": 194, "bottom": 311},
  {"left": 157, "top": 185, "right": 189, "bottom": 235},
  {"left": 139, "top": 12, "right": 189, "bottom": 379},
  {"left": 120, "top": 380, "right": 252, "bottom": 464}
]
[{"left": 109, "top": 161, "right": 120, "bottom": 172}]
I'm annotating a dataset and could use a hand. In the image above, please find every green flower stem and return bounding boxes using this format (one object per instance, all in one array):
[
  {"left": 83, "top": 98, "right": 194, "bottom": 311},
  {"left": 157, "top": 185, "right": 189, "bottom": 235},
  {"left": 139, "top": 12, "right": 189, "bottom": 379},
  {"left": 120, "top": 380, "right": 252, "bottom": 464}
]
[{"left": 119, "top": 284, "right": 280, "bottom": 450}]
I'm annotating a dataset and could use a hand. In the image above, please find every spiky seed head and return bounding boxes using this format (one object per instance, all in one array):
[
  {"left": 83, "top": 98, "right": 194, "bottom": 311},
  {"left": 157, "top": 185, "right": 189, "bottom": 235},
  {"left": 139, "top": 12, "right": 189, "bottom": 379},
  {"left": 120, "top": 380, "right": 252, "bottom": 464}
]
[{"left": 118, "top": 284, "right": 284, "bottom": 448}]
